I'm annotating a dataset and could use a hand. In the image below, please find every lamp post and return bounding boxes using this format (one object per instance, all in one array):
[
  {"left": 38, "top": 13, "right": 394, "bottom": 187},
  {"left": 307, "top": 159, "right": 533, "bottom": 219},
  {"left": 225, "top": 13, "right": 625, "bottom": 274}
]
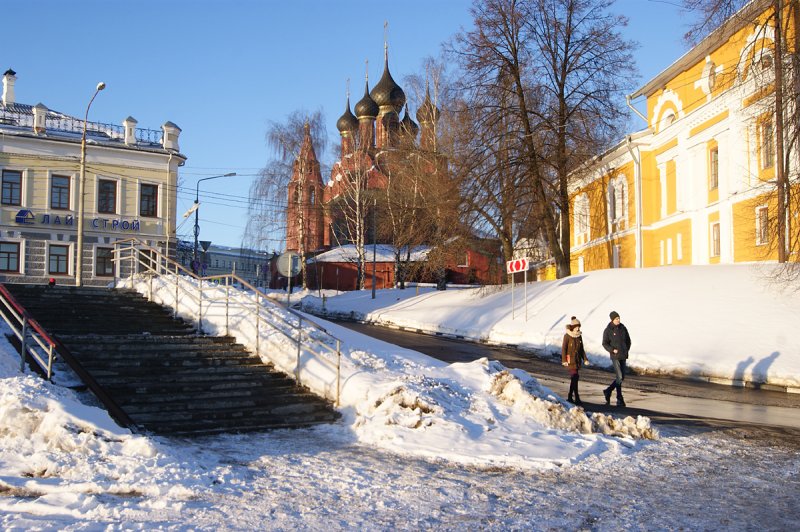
[
  {"left": 193, "top": 173, "right": 236, "bottom": 267},
  {"left": 75, "top": 81, "right": 106, "bottom": 287}
]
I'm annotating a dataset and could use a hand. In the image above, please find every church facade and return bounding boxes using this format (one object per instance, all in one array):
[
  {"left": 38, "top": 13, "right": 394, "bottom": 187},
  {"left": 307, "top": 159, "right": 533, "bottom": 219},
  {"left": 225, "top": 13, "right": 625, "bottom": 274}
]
[{"left": 285, "top": 49, "right": 442, "bottom": 256}]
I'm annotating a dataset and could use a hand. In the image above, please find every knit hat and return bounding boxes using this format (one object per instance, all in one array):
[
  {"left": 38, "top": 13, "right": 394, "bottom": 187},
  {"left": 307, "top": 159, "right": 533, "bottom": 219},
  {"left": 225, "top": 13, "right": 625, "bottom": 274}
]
[
  {"left": 609, "top": 311, "right": 620, "bottom": 321},
  {"left": 570, "top": 316, "right": 581, "bottom": 326}
]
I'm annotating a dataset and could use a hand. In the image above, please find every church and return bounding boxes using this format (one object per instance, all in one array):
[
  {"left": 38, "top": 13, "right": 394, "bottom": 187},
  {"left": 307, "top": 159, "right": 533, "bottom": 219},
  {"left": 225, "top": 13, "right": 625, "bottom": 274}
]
[
  {"left": 281, "top": 47, "right": 500, "bottom": 290},
  {"left": 285, "top": 46, "right": 441, "bottom": 255}
]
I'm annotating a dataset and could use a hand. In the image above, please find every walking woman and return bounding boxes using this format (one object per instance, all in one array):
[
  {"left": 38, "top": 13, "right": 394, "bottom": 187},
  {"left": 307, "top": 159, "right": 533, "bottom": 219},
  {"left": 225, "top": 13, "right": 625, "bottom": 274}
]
[{"left": 561, "top": 316, "right": 588, "bottom": 406}]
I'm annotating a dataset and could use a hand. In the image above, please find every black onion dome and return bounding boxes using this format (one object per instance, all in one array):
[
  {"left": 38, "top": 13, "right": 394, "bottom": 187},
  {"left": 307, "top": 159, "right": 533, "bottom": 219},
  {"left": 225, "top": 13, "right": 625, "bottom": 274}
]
[
  {"left": 336, "top": 97, "right": 359, "bottom": 134},
  {"left": 370, "top": 57, "right": 406, "bottom": 113},
  {"left": 400, "top": 105, "right": 419, "bottom": 136},
  {"left": 416, "top": 85, "right": 440, "bottom": 124},
  {"left": 354, "top": 80, "right": 379, "bottom": 119}
]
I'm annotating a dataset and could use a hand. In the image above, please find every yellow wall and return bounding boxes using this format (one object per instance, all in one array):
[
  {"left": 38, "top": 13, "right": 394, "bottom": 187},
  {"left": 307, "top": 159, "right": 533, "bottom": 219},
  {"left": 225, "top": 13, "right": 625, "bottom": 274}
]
[
  {"left": 646, "top": 9, "right": 774, "bottom": 130},
  {"left": 643, "top": 219, "right": 692, "bottom": 267},
  {"left": 732, "top": 192, "right": 779, "bottom": 262},
  {"left": 1, "top": 151, "right": 171, "bottom": 238}
]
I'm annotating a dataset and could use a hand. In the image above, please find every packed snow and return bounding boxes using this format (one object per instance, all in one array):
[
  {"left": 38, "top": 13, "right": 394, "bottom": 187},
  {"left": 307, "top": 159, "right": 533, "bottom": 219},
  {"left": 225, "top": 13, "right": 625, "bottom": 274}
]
[{"left": 0, "top": 263, "right": 798, "bottom": 529}]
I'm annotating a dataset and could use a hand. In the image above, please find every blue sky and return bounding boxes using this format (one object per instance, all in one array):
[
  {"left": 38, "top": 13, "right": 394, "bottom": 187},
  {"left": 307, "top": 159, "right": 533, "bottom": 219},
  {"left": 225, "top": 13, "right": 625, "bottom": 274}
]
[{"left": 5, "top": 0, "right": 694, "bottom": 249}]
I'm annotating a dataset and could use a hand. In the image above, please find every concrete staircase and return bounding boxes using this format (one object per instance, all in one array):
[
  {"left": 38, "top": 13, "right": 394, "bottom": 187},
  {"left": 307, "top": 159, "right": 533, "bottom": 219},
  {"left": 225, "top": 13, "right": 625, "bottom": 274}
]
[{"left": 4, "top": 284, "right": 339, "bottom": 436}]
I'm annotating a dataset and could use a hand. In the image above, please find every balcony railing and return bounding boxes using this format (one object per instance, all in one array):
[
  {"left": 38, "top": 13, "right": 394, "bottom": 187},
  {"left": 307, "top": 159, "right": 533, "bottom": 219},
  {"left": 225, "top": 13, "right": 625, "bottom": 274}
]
[{"left": 0, "top": 107, "right": 163, "bottom": 145}]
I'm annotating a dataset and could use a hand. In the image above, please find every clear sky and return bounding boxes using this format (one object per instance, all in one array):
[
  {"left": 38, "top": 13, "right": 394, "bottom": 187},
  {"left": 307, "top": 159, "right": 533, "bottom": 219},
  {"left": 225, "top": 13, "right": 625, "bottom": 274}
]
[{"left": 5, "top": 0, "right": 695, "bottom": 249}]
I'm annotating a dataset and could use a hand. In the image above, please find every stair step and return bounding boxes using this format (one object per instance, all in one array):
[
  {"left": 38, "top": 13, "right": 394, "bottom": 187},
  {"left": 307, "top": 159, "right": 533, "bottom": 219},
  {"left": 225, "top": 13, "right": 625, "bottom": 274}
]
[
  {"left": 128, "top": 399, "right": 331, "bottom": 421},
  {"left": 2, "top": 282, "right": 339, "bottom": 435}
]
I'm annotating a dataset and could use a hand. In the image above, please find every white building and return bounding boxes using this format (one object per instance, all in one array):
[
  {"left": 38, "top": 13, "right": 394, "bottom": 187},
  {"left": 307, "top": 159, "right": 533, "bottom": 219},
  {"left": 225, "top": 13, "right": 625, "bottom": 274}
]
[{"left": 0, "top": 69, "right": 186, "bottom": 286}]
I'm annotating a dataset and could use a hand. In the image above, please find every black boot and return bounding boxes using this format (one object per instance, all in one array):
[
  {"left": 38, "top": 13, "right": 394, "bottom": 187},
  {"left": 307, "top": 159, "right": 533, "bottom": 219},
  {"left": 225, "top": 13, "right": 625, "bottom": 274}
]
[
  {"left": 567, "top": 375, "right": 579, "bottom": 404},
  {"left": 603, "top": 386, "right": 612, "bottom": 405},
  {"left": 616, "top": 390, "right": 626, "bottom": 407}
]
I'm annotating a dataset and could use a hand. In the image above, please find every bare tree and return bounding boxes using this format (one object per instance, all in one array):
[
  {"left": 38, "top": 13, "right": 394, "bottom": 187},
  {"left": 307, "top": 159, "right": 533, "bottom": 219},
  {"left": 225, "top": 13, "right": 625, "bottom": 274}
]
[
  {"left": 244, "top": 110, "right": 327, "bottom": 288},
  {"left": 327, "top": 144, "right": 375, "bottom": 290},
  {"left": 450, "top": 0, "right": 636, "bottom": 278}
]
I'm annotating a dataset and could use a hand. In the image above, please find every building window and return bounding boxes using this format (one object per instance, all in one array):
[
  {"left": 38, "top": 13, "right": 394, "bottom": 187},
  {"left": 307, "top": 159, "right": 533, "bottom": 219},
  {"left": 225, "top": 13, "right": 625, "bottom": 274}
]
[
  {"left": 608, "top": 183, "right": 617, "bottom": 221},
  {"left": 573, "top": 193, "right": 590, "bottom": 242},
  {"left": 677, "top": 233, "right": 683, "bottom": 261},
  {"left": 310, "top": 188, "right": 316, "bottom": 205},
  {"left": 457, "top": 253, "right": 469, "bottom": 268},
  {"left": 711, "top": 223, "right": 721, "bottom": 257},
  {"left": 761, "top": 118, "right": 775, "bottom": 169},
  {"left": 140, "top": 184, "right": 158, "bottom": 217},
  {"left": 51, "top": 175, "right": 71, "bottom": 210},
  {"left": 666, "top": 238, "right": 673, "bottom": 265},
  {"left": 709, "top": 147, "right": 719, "bottom": 190},
  {"left": 0, "top": 242, "right": 20, "bottom": 272},
  {"left": 96, "top": 247, "right": 115, "bottom": 277},
  {"left": 756, "top": 206, "right": 769, "bottom": 245},
  {"left": 1, "top": 170, "right": 22, "bottom": 206},
  {"left": 98, "top": 179, "right": 117, "bottom": 214},
  {"left": 48, "top": 245, "right": 69, "bottom": 275}
]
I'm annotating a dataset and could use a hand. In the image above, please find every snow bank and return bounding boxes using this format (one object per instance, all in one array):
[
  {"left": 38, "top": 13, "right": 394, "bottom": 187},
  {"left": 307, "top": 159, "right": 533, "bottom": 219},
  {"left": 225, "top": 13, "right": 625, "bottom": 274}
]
[
  {"left": 119, "top": 274, "right": 656, "bottom": 470},
  {"left": 300, "top": 264, "right": 800, "bottom": 389}
]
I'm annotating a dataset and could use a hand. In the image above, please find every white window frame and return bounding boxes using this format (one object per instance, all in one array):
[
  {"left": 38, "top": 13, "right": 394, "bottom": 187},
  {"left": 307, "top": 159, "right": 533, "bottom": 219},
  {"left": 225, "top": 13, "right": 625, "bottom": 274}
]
[
  {"left": 46, "top": 242, "right": 73, "bottom": 276},
  {"left": 711, "top": 223, "right": 721, "bottom": 257},
  {"left": 573, "top": 193, "right": 590, "bottom": 244},
  {"left": 97, "top": 176, "right": 121, "bottom": 215},
  {"left": 666, "top": 238, "right": 673, "bottom": 265},
  {"left": 138, "top": 180, "right": 161, "bottom": 218},
  {"left": 755, "top": 205, "right": 769, "bottom": 245}
]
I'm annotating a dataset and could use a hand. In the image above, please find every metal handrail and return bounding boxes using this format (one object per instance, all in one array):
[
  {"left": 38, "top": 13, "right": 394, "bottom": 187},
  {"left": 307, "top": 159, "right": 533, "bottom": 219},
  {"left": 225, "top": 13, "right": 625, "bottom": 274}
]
[
  {"left": 112, "top": 238, "right": 343, "bottom": 406},
  {"left": 0, "top": 284, "right": 58, "bottom": 378},
  {"left": 0, "top": 283, "right": 135, "bottom": 428}
]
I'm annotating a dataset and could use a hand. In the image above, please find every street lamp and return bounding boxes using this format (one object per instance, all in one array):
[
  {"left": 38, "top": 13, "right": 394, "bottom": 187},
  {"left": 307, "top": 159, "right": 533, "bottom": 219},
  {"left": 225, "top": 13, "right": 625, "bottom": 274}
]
[
  {"left": 75, "top": 81, "right": 106, "bottom": 287},
  {"left": 193, "top": 173, "right": 236, "bottom": 267}
]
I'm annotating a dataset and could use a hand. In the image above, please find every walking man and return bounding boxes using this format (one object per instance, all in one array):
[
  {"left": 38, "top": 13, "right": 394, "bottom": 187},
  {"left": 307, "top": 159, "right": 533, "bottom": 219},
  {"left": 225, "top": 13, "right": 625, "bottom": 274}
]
[{"left": 602, "top": 311, "right": 631, "bottom": 407}]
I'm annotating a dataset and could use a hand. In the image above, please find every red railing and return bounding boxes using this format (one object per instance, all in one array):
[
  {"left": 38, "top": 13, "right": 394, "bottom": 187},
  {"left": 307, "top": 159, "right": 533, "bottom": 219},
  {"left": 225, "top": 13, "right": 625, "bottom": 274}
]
[{"left": 0, "top": 284, "right": 58, "bottom": 378}]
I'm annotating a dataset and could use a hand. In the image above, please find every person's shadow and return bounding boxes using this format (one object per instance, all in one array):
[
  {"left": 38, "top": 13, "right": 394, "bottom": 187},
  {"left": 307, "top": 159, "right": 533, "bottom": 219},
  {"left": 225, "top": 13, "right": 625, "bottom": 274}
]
[
  {"left": 752, "top": 351, "right": 780, "bottom": 388},
  {"left": 733, "top": 352, "right": 780, "bottom": 388},
  {"left": 734, "top": 356, "right": 754, "bottom": 384}
]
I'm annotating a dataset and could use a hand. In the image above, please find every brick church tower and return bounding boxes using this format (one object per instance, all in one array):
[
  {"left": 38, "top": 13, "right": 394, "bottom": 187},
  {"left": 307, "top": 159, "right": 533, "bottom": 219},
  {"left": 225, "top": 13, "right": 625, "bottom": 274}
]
[
  {"left": 285, "top": 43, "right": 441, "bottom": 253},
  {"left": 285, "top": 123, "right": 325, "bottom": 253}
]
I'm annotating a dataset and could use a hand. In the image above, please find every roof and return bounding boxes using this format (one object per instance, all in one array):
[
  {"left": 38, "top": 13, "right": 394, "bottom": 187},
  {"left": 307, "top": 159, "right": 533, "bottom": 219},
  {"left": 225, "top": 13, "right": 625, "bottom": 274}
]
[{"left": 311, "top": 244, "right": 431, "bottom": 263}]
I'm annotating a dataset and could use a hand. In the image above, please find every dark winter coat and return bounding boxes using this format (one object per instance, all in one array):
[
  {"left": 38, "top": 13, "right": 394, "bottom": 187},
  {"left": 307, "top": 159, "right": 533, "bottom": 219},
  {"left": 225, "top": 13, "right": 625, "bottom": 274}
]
[
  {"left": 602, "top": 322, "right": 631, "bottom": 361},
  {"left": 561, "top": 330, "right": 586, "bottom": 370}
]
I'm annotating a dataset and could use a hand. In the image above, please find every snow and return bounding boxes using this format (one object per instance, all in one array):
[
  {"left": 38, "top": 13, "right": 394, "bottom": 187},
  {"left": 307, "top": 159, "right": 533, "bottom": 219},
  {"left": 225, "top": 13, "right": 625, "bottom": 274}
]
[
  {"left": 0, "top": 263, "right": 798, "bottom": 528},
  {"left": 300, "top": 264, "right": 800, "bottom": 390},
  {"left": 311, "top": 243, "right": 430, "bottom": 263}
]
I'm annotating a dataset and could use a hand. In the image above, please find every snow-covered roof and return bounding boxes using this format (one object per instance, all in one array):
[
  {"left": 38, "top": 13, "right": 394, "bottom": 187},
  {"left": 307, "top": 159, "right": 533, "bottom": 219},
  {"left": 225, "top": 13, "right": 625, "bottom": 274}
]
[{"left": 311, "top": 244, "right": 431, "bottom": 263}]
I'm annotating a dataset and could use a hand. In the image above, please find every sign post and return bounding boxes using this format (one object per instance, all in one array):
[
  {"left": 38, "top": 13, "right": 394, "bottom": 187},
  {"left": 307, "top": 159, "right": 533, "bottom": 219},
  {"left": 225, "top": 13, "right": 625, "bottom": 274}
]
[
  {"left": 277, "top": 251, "right": 301, "bottom": 307},
  {"left": 506, "top": 257, "right": 530, "bottom": 320}
]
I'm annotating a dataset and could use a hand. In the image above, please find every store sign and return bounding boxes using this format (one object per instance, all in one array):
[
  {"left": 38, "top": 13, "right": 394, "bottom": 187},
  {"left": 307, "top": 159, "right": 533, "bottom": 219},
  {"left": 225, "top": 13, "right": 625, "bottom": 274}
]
[{"left": 13, "top": 209, "right": 141, "bottom": 232}]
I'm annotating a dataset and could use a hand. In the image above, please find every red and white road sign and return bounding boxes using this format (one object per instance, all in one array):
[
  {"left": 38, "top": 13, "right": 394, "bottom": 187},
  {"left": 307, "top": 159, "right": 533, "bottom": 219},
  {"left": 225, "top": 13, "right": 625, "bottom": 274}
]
[{"left": 506, "top": 257, "right": 529, "bottom": 274}]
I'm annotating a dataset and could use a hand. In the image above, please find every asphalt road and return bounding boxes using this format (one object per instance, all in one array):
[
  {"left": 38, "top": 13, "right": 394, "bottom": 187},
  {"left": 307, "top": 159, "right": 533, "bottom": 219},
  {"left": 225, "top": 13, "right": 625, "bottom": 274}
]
[{"left": 332, "top": 319, "right": 800, "bottom": 439}]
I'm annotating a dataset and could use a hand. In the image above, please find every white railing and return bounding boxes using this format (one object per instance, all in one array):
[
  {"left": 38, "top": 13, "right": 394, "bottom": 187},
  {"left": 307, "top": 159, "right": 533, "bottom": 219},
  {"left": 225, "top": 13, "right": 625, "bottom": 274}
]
[
  {"left": 112, "top": 238, "right": 343, "bottom": 406},
  {"left": 0, "top": 284, "right": 57, "bottom": 379}
]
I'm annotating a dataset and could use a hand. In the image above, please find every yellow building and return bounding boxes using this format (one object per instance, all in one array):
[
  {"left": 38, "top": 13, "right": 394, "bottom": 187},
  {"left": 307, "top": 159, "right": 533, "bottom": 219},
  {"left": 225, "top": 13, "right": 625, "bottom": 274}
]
[
  {"left": 565, "top": 0, "right": 796, "bottom": 274},
  {"left": 0, "top": 69, "right": 186, "bottom": 286}
]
